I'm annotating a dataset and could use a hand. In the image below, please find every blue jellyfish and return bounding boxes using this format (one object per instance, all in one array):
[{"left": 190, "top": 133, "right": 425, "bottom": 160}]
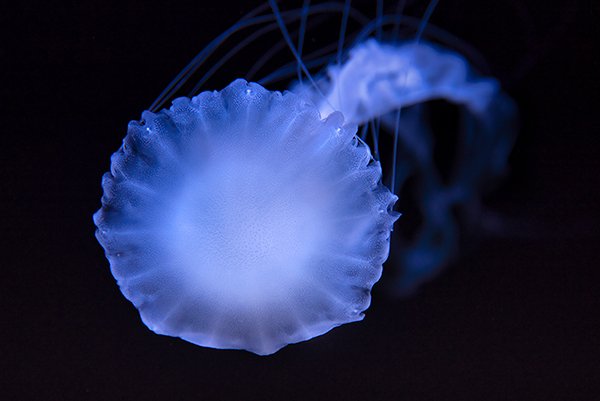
[
  {"left": 94, "top": 79, "right": 398, "bottom": 355},
  {"left": 94, "top": 0, "right": 516, "bottom": 354}
]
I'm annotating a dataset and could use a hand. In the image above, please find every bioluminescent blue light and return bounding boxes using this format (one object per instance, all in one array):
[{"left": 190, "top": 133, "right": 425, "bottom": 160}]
[
  {"left": 94, "top": 0, "right": 518, "bottom": 354},
  {"left": 94, "top": 79, "right": 398, "bottom": 355}
]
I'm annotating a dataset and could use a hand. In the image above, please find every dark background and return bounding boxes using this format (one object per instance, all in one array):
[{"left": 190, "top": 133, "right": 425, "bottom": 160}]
[{"left": 4, "top": 0, "right": 599, "bottom": 399}]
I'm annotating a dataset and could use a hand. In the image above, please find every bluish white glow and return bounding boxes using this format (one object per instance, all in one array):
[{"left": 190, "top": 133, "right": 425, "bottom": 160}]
[
  {"left": 94, "top": 1, "right": 518, "bottom": 354},
  {"left": 94, "top": 80, "right": 398, "bottom": 355}
]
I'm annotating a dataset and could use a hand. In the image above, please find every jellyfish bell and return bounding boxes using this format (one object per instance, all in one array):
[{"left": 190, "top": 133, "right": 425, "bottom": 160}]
[{"left": 94, "top": 79, "right": 399, "bottom": 355}]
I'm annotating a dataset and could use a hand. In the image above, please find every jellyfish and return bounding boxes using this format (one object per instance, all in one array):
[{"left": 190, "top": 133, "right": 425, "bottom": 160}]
[
  {"left": 94, "top": 0, "right": 516, "bottom": 355},
  {"left": 94, "top": 79, "right": 398, "bottom": 355}
]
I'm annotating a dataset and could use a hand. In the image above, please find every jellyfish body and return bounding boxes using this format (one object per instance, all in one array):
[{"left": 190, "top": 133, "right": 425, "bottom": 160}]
[
  {"left": 94, "top": 79, "right": 398, "bottom": 355},
  {"left": 94, "top": 2, "right": 519, "bottom": 353}
]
